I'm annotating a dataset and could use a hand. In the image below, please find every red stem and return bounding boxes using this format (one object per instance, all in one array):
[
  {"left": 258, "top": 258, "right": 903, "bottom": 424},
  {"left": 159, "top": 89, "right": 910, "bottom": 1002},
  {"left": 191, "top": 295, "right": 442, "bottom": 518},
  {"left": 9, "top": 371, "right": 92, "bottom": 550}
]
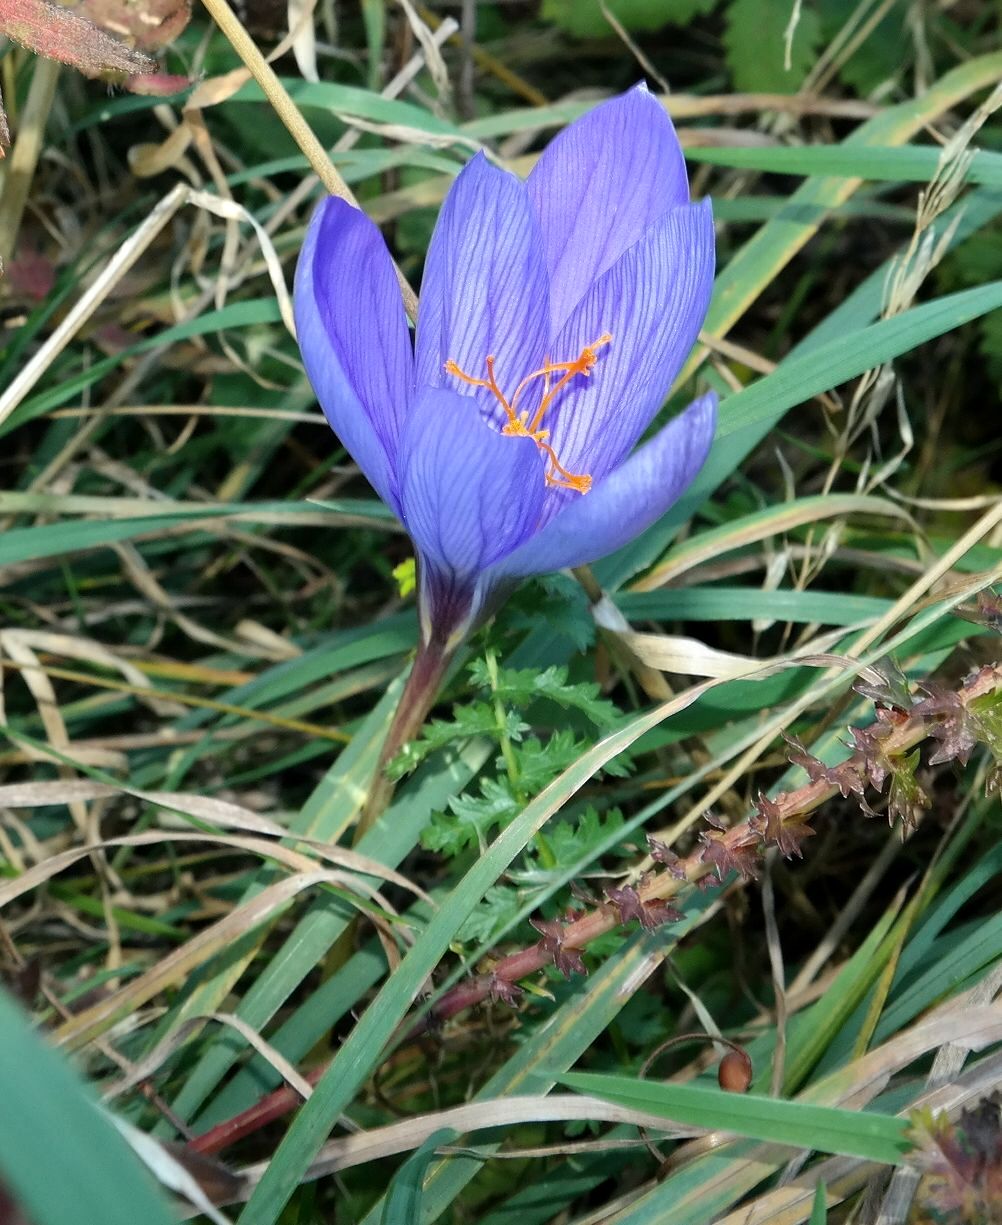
[
  {"left": 354, "top": 635, "right": 454, "bottom": 842},
  {"left": 188, "top": 663, "right": 1002, "bottom": 1158}
]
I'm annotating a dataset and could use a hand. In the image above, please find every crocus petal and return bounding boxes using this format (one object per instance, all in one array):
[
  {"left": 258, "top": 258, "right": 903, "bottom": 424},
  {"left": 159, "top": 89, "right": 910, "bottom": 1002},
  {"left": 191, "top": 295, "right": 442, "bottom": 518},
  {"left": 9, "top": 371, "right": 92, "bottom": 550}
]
[
  {"left": 399, "top": 387, "right": 546, "bottom": 585},
  {"left": 295, "top": 197, "right": 413, "bottom": 510},
  {"left": 527, "top": 83, "right": 690, "bottom": 332},
  {"left": 495, "top": 392, "right": 717, "bottom": 577},
  {"left": 539, "top": 198, "right": 714, "bottom": 491},
  {"left": 414, "top": 154, "right": 550, "bottom": 431}
]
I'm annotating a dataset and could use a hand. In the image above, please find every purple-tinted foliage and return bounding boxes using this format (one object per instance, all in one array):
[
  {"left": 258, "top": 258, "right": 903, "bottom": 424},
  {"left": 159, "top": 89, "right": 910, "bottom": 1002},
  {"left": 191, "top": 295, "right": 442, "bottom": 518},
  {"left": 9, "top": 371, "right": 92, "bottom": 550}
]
[{"left": 295, "top": 84, "right": 717, "bottom": 648}]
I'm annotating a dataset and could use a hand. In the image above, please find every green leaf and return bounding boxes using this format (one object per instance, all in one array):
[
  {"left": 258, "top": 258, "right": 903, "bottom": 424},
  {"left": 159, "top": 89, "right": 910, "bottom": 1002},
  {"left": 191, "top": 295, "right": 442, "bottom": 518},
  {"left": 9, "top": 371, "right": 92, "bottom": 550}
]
[
  {"left": 455, "top": 885, "right": 524, "bottom": 944},
  {"left": 237, "top": 680, "right": 740, "bottom": 1222},
  {"left": 811, "top": 1181, "right": 828, "bottom": 1225},
  {"left": 686, "top": 144, "right": 1002, "bottom": 188},
  {"left": 545, "top": 807, "right": 628, "bottom": 868},
  {"left": 542, "top": 0, "right": 715, "bottom": 39},
  {"left": 0, "top": 988, "right": 177, "bottom": 1225},
  {"left": 381, "top": 1129, "right": 458, "bottom": 1225},
  {"left": 514, "top": 732, "right": 587, "bottom": 793},
  {"left": 558, "top": 1073, "right": 911, "bottom": 1165},
  {"left": 423, "top": 778, "right": 521, "bottom": 855},
  {"left": 4, "top": 299, "right": 284, "bottom": 433},
  {"left": 720, "top": 280, "right": 1002, "bottom": 441},
  {"left": 387, "top": 702, "right": 524, "bottom": 780},
  {"left": 617, "top": 587, "right": 892, "bottom": 626},
  {"left": 476, "top": 663, "right": 622, "bottom": 730},
  {"left": 724, "top": 0, "right": 822, "bottom": 92}
]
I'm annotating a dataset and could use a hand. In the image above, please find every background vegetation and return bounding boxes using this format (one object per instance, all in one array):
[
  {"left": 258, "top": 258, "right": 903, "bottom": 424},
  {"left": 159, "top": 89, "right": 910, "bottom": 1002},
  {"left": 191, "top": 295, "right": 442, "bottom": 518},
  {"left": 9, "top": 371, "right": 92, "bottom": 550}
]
[{"left": 1, "top": 0, "right": 1002, "bottom": 1221}]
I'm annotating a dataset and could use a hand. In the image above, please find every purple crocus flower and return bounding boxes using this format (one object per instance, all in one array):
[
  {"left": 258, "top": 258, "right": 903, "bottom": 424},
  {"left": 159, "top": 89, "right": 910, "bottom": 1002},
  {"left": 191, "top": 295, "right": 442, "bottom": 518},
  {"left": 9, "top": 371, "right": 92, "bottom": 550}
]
[{"left": 295, "top": 84, "right": 716, "bottom": 655}]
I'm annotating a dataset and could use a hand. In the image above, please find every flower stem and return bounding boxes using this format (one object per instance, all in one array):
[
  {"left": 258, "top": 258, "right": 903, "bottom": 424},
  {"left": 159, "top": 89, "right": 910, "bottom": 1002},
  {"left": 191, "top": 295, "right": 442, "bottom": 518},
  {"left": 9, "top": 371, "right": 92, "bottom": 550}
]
[{"left": 354, "top": 637, "right": 454, "bottom": 843}]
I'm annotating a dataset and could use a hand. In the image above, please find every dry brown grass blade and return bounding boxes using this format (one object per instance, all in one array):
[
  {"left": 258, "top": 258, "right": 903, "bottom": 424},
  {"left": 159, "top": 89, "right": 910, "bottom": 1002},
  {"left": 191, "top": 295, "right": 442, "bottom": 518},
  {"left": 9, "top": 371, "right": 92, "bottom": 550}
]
[
  {"left": 0, "top": 180, "right": 298, "bottom": 427},
  {"left": 112, "top": 541, "right": 292, "bottom": 662},
  {"left": 105, "top": 1010, "right": 316, "bottom": 1103},
  {"left": 198, "top": 0, "right": 419, "bottom": 319},
  {"left": 0, "top": 182, "right": 188, "bottom": 423},
  {"left": 3, "top": 627, "right": 182, "bottom": 716},
  {"left": 0, "top": 817, "right": 431, "bottom": 906},
  {"left": 0, "top": 657, "right": 351, "bottom": 742},
  {"left": 632, "top": 496, "right": 916, "bottom": 593},
  {"left": 232, "top": 1094, "right": 704, "bottom": 1195},
  {"left": 49, "top": 867, "right": 363, "bottom": 1049},
  {"left": 1, "top": 632, "right": 90, "bottom": 833},
  {"left": 590, "top": 616, "right": 861, "bottom": 679}
]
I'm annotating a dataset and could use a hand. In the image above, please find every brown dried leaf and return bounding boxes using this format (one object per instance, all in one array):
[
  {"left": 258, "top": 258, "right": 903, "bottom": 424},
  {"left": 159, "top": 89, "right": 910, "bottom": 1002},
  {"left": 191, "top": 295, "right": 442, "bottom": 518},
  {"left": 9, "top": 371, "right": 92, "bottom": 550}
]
[
  {"left": 910, "top": 1095, "right": 1002, "bottom": 1221},
  {"left": 79, "top": 0, "right": 191, "bottom": 50},
  {"left": 640, "top": 897, "right": 683, "bottom": 929},
  {"left": 604, "top": 884, "right": 680, "bottom": 930},
  {"left": 849, "top": 722, "right": 895, "bottom": 789},
  {"left": 975, "top": 589, "right": 1002, "bottom": 633},
  {"left": 1, "top": 958, "right": 42, "bottom": 1009},
  {"left": 605, "top": 883, "right": 645, "bottom": 927},
  {"left": 162, "top": 1142, "right": 245, "bottom": 1207},
  {"left": 5, "top": 244, "right": 55, "bottom": 300}
]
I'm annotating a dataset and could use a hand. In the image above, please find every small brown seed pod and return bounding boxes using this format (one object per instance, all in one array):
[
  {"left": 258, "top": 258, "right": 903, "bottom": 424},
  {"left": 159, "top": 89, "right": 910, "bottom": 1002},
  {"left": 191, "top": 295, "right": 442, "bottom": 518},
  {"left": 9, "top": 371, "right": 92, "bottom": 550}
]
[{"left": 717, "top": 1048, "right": 753, "bottom": 1093}]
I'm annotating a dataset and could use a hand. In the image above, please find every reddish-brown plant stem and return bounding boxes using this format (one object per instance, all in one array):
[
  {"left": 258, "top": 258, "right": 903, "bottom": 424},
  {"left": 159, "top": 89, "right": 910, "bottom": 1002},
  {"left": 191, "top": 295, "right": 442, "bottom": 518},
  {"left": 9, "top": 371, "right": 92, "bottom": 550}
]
[
  {"left": 420, "top": 663, "right": 1002, "bottom": 1026},
  {"left": 189, "top": 663, "right": 1002, "bottom": 1158},
  {"left": 354, "top": 636, "right": 455, "bottom": 843}
]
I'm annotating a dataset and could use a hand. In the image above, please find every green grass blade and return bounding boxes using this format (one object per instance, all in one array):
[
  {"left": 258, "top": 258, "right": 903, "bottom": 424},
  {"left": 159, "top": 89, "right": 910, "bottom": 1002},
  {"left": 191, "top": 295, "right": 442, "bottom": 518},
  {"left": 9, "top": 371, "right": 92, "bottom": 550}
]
[
  {"left": 380, "top": 1129, "right": 458, "bottom": 1225},
  {"left": 686, "top": 143, "right": 1002, "bottom": 188},
  {"left": 558, "top": 1074, "right": 910, "bottom": 1165},
  {"left": 718, "top": 280, "right": 1002, "bottom": 440},
  {"left": 0, "top": 989, "right": 177, "bottom": 1225},
  {"left": 237, "top": 685, "right": 731, "bottom": 1223}
]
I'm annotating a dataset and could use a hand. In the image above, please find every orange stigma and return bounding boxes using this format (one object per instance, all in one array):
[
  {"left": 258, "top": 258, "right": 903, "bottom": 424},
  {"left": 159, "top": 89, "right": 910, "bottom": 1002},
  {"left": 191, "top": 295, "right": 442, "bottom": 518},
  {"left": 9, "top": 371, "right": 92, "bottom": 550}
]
[{"left": 443, "top": 333, "right": 612, "bottom": 494}]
